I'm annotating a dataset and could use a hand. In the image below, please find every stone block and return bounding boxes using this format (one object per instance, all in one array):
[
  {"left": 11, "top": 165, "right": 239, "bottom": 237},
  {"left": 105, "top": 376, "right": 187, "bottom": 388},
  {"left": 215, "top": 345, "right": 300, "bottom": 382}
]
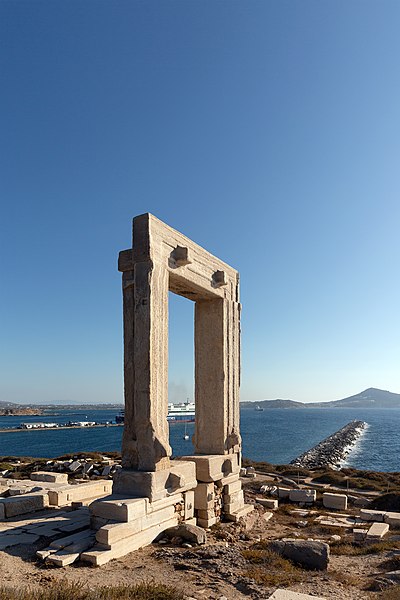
[
  {"left": 1, "top": 493, "right": 49, "bottom": 518},
  {"left": 194, "top": 483, "right": 215, "bottom": 510},
  {"left": 48, "top": 481, "right": 112, "bottom": 506},
  {"left": 223, "top": 489, "right": 244, "bottom": 506},
  {"left": 268, "top": 590, "right": 326, "bottom": 599},
  {"left": 225, "top": 504, "right": 254, "bottom": 522},
  {"left": 182, "top": 454, "right": 240, "bottom": 483},
  {"left": 196, "top": 508, "right": 215, "bottom": 520},
  {"left": 0, "top": 532, "right": 40, "bottom": 550},
  {"left": 223, "top": 479, "right": 242, "bottom": 495},
  {"left": 360, "top": 508, "right": 386, "bottom": 522},
  {"left": 275, "top": 487, "right": 290, "bottom": 499},
  {"left": 145, "top": 493, "right": 183, "bottom": 514},
  {"left": 0, "top": 503, "right": 4, "bottom": 520},
  {"left": 366, "top": 522, "right": 389, "bottom": 540},
  {"left": 263, "top": 511, "right": 273, "bottom": 522},
  {"left": 289, "top": 489, "right": 316, "bottom": 504},
  {"left": 384, "top": 512, "right": 400, "bottom": 527},
  {"left": 81, "top": 516, "right": 179, "bottom": 566},
  {"left": 216, "top": 473, "right": 240, "bottom": 488},
  {"left": 90, "top": 496, "right": 147, "bottom": 522},
  {"left": 197, "top": 516, "right": 218, "bottom": 528},
  {"left": 96, "top": 505, "right": 176, "bottom": 546},
  {"left": 47, "top": 550, "right": 80, "bottom": 567},
  {"left": 113, "top": 460, "right": 196, "bottom": 502},
  {"left": 69, "top": 461, "right": 82, "bottom": 472},
  {"left": 323, "top": 493, "right": 348, "bottom": 511},
  {"left": 353, "top": 528, "right": 367, "bottom": 541},
  {"left": 268, "top": 539, "right": 329, "bottom": 570},
  {"left": 256, "top": 498, "right": 278, "bottom": 510},
  {"left": 184, "top": 490, "right": 194, "bottom": 520},
  {"left": 31, "top": 472, "right": 68, "bottom": 484},
  {"left": 50, "top": 529, "right": 96, "bottom": 550}
]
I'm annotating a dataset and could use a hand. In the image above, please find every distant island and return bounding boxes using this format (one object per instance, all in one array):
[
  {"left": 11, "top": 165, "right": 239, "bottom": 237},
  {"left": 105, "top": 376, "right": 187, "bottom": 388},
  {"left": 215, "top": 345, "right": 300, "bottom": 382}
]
[
  {"left": 0, "top": 407, "right": 43, "bottom": 416},
  {"left": 240, "top": 387, "right": 400, "bottom": 409}
]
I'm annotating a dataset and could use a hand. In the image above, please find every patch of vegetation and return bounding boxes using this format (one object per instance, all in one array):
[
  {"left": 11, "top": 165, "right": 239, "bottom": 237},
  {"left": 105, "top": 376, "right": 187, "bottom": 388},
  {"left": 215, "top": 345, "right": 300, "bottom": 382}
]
[
  {"left": 242, "top": 547, "right": 304, "bottom": 587},
  {"left": 0, "top": 581, "right": 183, "bottom": 600},
  {"left": 330, "top": 540, "right": 400, "bottom": 556},
  {"left": 376, "top": 585, "right": 400, "bottom": 599},
  {"left": 378, "top": 554, "right": 400, "bottom": 571},
  {"left": 371, "top": 493, "right": 400, "bottom": 512},
  {"left": 0, "top": 463, "right": 13, "bottom": 471}
]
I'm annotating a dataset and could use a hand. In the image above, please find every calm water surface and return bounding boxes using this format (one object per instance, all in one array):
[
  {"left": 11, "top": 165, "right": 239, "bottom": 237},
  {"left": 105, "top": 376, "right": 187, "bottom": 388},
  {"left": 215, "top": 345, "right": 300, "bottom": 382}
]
[{"left": 0, "top": 408, "right": 398, "bottom": 472}]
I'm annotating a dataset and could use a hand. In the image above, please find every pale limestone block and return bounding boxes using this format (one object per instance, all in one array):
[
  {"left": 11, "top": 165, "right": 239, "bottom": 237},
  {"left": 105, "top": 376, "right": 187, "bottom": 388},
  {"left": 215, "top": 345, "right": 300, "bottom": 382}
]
[
  {"left": 90, "top": 496, "right": 147, "bottom": 522},
  {"left": 323, "top": 493, "right": 348, "bottom": 511},
  {"left": 50, "top": 529, "right": 96, "bottom": 550},
  {"left": 184, "top": 490, "right": 195, "bottom": 520},
  {"left": 113, "top": 460, "right": 196, "bottom": 502},
  {"left": 289, "top": 489, "right": 316, "bottom": 503},
  {"left": 263, "top": 511, "right": 273, "bottom": 522},
  {"left": 185, "top": 517, "right": 197, "bottom": 527},
  {"left": 48, "top": 481, "right": 112, "bottom": 506},
  {"left": 145, "top": 493, "right": 184, "bottom": 514},
  {"left": 384, "top": 512, "right": 400, "bottom": 527},
  {"left": 194, "top": 483, "right": 215, "bottom": 510},
  {"left": 256, "top": 498, "right": 278, "bottom": 510},
  {"left": 196, "top": 508, "right": 216, "bottom": 520},
  {"left": 182, "top": 454, "right": 240, "bottom": 483},
  {"left": 366, "top": 522, "right": 389, "bottom": 539},
  {"left": 81, "top": 516, "right": 179, "bottom": 566},
  {"left": 223, "top": 490, "right": 244, "bottom": 505},
  {"left": 197, "top": 516, "right": 218, "bottom": 528},
  {"left": 96, "top": 505, "right": 176, "bottom": 546},
  {"left": 224, "top": 496, "right": 245, "bottom": 515},
  {"left": 216, "top": 473, "right": 240, "bottom": 487},
  {"left": 57, "top": 518, "right": 90, "bottom": 533},
  {"left": 276, "top": 487, "right": 290, "bottom": 499},
  {"left": 223, "top": 479, "right": 242, "bottom": 495},
  {"left": 0, "top": 533, "right": 40, "bottom": 549},
  {"left": 47, "top": 550, "right": 80, "bottom": 566},
  {"left": 353, "top": 528, "right": 367, "bottom": 541},
  {"left": 360, "top": 508, "right": 386, "bottom": 522},
  {"left": 225, "top": 504, "right": 254, "bottom": 522},
  {"left": 31, "top": 472, "right": 68, "bottom": 484},
  {"left": 2, "top": 493, "right": 49, "bottom": 518},
  {"left": 268, "top": 590, "right": 326, "bottom": 599}
]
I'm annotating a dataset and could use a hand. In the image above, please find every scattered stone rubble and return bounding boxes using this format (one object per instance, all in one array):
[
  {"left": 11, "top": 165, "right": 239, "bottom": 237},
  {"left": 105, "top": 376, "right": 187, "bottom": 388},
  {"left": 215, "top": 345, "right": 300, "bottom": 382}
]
[{"left": 290, "top": 420, "right": 366, "bottom": 469}]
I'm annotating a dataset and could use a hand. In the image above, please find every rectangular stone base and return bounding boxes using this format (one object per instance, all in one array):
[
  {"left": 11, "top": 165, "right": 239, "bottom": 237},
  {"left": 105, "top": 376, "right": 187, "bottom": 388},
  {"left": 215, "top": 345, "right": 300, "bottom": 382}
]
[{"left": 113, "top": 460, "right": 196, "bottom": 501}]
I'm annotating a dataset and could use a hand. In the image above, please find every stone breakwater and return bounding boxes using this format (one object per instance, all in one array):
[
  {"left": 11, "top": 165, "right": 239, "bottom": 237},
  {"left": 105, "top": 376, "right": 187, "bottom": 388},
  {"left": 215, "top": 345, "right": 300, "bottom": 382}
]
[{"left": 290, "top": 420, "right": 367, "bottom": 469}]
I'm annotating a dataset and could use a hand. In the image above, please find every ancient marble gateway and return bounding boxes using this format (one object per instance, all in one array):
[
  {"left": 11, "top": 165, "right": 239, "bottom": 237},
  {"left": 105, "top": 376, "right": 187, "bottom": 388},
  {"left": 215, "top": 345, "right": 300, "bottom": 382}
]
[{"left": 82, "top": 214, "right": 252, "bottom": 565}]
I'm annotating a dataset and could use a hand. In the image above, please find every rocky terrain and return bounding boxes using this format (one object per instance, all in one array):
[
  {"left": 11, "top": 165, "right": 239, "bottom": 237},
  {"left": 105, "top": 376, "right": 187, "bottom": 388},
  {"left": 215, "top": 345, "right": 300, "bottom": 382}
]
[{"left": 0, "top": 456, "right": 399, "bottom": 598}]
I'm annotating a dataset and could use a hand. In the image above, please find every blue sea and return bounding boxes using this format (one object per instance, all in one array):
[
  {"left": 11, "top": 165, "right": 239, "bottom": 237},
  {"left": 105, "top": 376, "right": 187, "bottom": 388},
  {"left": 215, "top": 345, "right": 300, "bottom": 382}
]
[{"left": 0, "top": 408, "right": 399, "bottom": 472}]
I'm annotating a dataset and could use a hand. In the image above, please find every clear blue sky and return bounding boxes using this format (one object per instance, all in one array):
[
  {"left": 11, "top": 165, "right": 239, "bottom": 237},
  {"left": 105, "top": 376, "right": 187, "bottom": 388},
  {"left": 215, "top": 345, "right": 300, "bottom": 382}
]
[{"left": 1, "top": 0, "right": 400, "bottom": 404}]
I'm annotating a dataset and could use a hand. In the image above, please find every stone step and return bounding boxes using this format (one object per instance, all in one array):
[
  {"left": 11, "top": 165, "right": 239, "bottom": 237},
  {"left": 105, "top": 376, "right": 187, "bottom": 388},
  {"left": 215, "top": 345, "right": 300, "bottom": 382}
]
[
  {"left": 50, "top": 528, "right": 94, "bottom": 550},
  {"left": 81, "top": 515, "right": 179, "bottom": 566},
  {"left": 90, "top": 495, "right": 147, "bottom": 523},
  {"left": 225, "top": 503, "right": 254, "bottom": 522}
]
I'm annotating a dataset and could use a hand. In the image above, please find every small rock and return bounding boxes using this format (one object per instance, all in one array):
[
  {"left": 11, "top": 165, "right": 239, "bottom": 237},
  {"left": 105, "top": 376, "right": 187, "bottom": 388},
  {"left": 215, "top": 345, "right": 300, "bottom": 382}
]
[
  {"left": 164, "top": 523, "right": 207, "bottom": 545},
  {"left": 182, "top": 542, "right": 192, "bottom": 548}
]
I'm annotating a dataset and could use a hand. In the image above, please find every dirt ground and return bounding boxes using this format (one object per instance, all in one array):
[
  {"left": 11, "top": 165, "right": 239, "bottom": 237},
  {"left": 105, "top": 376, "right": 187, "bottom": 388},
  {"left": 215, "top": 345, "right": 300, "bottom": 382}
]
[{"left": 0, "top": 480, "right": 399, "bottom": 599}]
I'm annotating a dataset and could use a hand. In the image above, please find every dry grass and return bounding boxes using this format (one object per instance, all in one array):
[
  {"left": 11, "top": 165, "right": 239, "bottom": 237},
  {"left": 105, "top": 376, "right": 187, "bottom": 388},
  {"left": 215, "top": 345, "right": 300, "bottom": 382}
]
[
  {"left": 376, "top": 585, "right": 400, "bottom": 599},
  {"left": 330, "top": 540, "right": 400, "bottom": 556},
  {"left": 0, "top": 581, "right": 183, "bottom": 600},
  {"left": 242, "top": 546, "right": 305, "bottom": 587}
]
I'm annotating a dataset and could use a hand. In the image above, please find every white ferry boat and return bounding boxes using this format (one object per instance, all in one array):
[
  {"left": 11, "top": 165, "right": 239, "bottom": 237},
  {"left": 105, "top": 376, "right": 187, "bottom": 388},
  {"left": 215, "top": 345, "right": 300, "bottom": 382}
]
[{"left": 116, "top": 402, "right": 195, "bottom": 424}]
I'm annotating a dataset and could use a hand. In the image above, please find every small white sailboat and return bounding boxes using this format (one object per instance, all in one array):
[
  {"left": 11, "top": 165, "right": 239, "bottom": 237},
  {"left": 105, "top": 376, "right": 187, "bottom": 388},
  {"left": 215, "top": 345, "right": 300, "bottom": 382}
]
[{"left": 183, "top": 422, "right": 189, "bottom": 441}]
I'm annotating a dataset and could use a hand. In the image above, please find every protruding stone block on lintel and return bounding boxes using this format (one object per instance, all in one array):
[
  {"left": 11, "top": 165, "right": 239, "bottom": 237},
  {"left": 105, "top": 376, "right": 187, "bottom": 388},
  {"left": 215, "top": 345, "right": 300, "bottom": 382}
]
[
  {"left": 170, "top": 245, "right": 192, "bottom": 267},
  {"left": 212, "top": 270, "right": 228, "bottom": 287}
]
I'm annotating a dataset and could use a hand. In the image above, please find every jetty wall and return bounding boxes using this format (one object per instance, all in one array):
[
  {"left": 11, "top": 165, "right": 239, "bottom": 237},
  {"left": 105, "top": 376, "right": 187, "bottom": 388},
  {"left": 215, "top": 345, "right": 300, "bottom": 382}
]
[{"left": 290, "top": 420, "right": 366, "bottom": 469}]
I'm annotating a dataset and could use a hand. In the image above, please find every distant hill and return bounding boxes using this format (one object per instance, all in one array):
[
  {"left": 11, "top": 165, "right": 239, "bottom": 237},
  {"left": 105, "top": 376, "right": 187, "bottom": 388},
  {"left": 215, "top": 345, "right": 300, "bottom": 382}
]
[
  {"left": 241, "top": 388, "right": 400, "bottom": 409},
  {"left": 308, "top": 388, "right": 400, "bottom": 408},
  {"left": 241, "top": 399, "right": 305, "bottom": 409}
]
